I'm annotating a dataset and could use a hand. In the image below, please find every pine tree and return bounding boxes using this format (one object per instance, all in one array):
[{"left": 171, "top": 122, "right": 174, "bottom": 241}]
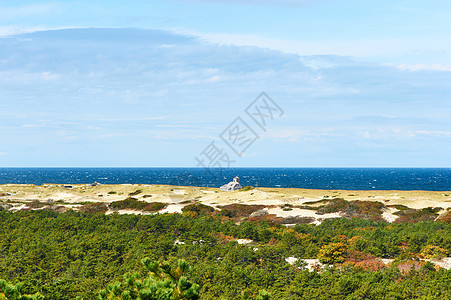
[
  {"left": 98, "top": 258, "right": 199, "bottom": 300},
  {"left": 0, "top": 279, "right": 44, "bottom": 300}
]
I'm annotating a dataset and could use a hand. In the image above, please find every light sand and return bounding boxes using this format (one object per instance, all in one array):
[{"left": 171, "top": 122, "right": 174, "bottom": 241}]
[
  {"left": 1, "top": 184, "right": 450, "bottom": 222},
  {"left": 382, "top": 207, "right": 399, "bottom": 223}
]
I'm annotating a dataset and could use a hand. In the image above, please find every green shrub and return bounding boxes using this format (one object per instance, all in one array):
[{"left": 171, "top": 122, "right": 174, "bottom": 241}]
[
  {"left": 318, "top": 242, "right": 348, "bottom": 264},
  {"left": 109, "top": 197, "right": 147, "bottom": 211},
  {"left": 27, "top": 200, "right": 46, "bottom": 209},
  {"left": 394, "top": 207, "right": 441, "bottom": 223},
  {"left": 316, "top": 198, "right": 348, "bottom": 214},
  {"left": 144, "top": 202, "right": 167, "bottom": 212},
  {"left": 182, "top": 203, "right": 214, "bottom": 215},
  {"left": 315, "top": 199, "right": 385, "bottom": 221},
  {"left": 79, "top": 203, "right": 108, "bottom": 214},
  {"left": 0, "top": 279, "right": 44, "bottom": 300},
  {"left": 98, "top": 258, "right": 199, "bottom": 300},
  {"left": 217, "top": 204, "right": 266, "bottom": 218},
  {"left": 420, "top": 245, "right": 449, "bottom": 259},
  {"left": 240, "top": 186, "right": 254, "bottom": 192},
  {"left": 129, "top": 189, "right": 143, "bottom": 196}
]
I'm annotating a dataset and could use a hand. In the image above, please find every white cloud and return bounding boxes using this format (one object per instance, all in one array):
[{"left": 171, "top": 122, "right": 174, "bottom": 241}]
[
  {"left": 397, "top": 64, "right": 451, "bottom": 72},
  {"left": 172, "top": 29, "right": 451, "bottom": 65},
  {"left": 0, "top": 71, "right": 61, "bottom": 84},
  {"left": 94, "top": 117, "right": 166, "bottom": 122},
  {"left": 415, "top": 130, "right": 451, "bottom": 137},
  {"left": 1, "top": 28, "right": 450, "bottom": 166},
  {"left": 0, "top": 25, "right": 89, "bottom": 37}
]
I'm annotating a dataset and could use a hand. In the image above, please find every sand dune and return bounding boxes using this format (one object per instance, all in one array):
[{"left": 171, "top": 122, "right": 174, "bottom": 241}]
[{"left": 1, "top": 184, "right": 450, "bottom": 223}]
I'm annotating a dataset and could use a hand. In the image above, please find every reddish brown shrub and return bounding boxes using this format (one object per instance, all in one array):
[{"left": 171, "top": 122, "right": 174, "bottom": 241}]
[
  {"left": 394, "top": 207, "right": 441, "bottom": 223},
  {"left": 143, "top": 202, "right": 167, "bottom": 212},
  {"left": 437, "top": 210, "right": 451, "bottom": 223},
  {"left": 277, "top": 216, "right": 315, "bottom": 224},
  {"left": 217, "top": 204, "right": 266, "bottom": 218},
  {"left": 354, "top": 259, "right": 385, "bottom": 271},
  {"left": 79, "top": 202, "right": 108, "bottom": 214},
  {"left": 217, "top": 232, "right": 236, "bottom": 242},
  {"left": 268, "top": 237, "right": 279, "bottom": 245},
  {"left": 397, "top": 261, "right": 424, "bottom": 273},
  {"left": 346, "top": 249, "right": 376, "bottom": 262}
]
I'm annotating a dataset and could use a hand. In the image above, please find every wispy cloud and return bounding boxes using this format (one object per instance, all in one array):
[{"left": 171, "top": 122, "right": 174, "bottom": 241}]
[
  {"left": 93, "top": 117, "right": 166, "bottom": 122},
  {"left": 0, "top": 71, "right": 61, "bottom": 84},
  {"left": 397, "top": 64, "right": 451, "bottom": 72},
  {"left": 1, "top": 28, "right": 450, "bottom": 166}
]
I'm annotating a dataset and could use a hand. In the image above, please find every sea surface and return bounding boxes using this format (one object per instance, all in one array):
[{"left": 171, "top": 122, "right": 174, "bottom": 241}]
[{"left": 0, "top": 168, "right": 450, "bottom": 191}]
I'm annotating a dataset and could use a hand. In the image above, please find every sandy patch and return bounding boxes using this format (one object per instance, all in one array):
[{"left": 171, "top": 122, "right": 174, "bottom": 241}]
[
  {"left": 10, "top": 204, "right": 27, "bottom": 211},
  {"left": 158, "top": 204, "right": 185, "bottom": 214},
  {"left": 285, "top": 258, "right": 324, "bottom": 271},
  {"left": 268, "top": 207, "right": 340, "bottom": 225},
  {"left": 285, "top": 257, "right": 298, "bottom": 265},
  {"left": 172, "top": 189, "right": 186, "bottom": 195},
  {"left": 382, "top": 207, "right": 399, "bottom": 223},
  {"left": 201, "top": 190, "right": 216, "bottom": 194},
  {"left": 427, "top": 258, "right": 451, "bottom": 270},
  {"left": 236, "top": 239, "right": 253, "bottom": 244}
]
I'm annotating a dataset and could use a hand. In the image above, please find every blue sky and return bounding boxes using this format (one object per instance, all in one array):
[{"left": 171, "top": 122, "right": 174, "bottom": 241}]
[{"left": 0, "top": 0, "right": 450, "bottom": 167}]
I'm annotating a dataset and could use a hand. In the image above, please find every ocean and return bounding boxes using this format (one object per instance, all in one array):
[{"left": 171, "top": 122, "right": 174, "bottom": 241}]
[{"left": 0, "top": 168, "right": 449, "bottom": 191}]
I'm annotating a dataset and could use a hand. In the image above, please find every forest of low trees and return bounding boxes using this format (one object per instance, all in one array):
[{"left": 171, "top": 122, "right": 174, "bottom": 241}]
[{"left": 0, "top": 208, "right": 450, "bottom": 299}]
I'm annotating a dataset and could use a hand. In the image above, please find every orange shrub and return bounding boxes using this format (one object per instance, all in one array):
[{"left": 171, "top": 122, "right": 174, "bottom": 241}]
[
  {"left": 217, "top": 204, "right": 266, "bottom": 218},
  {"left": 420, "top": 245, "right": 449, "bottom": 259},
  {"left": 354, "top": 259, "right": 385, "bottom": 271}
]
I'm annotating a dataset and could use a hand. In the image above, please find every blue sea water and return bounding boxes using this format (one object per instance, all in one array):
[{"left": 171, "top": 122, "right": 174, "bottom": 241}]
[{"left": 0, "top": 168, "right": 449, "bottom": 191}]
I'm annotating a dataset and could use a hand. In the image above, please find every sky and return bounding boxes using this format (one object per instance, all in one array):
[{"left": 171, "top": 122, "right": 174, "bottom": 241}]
[{"left": 0, "top": 0, "right": 450, "bottom": 167}]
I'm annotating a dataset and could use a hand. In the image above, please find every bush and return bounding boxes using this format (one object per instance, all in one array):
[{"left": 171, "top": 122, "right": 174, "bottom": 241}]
[
  {"left": 342, "top": 201, "right": 385, "bottom": 221},
  {"left": 27, "top": 200, "right": 46, "bottom": 209},
  {"left": 316, "top": 198, "right": 348, "bottom": 214},
  {"left": 0, "top": 279, "right": 44, "bottom": 300},
  {"left": 354, "top": 259, "right": 385, "bottom": 271},
  {"left": 144, "top": 202, "right": 167, "bottom": 212},
  {"left": 277, "top": 216, "right": 315, "bottom": 225},
  {"left": 240, "top": 186, "right": 254, "bottom": 192},
  {"left": 98, "top": 258, "right": 199, "bottom": 300},
  {"left": 437, "top": 210, "right": 451, "bottom": 223},
  {"left": 129, "top": 189, "right": 143, "bottom": 196},
  {"left": 394, "top": 207, "right": 441, "bottom": 223},
  {"left": 217, "top": 204, "right": 266, "bottom": 218},
  {"left": 109, "top": 197, "right": 147, "bottom": 211},
  {"left": 107, "top": 191, "right": 117, "bottom": 195},
  {"left": 420, "top": 245, "right": 449, "bottom": 259},
  {"left": 79, "top": 203, "right": 108, "bottom": 214},
  {"left": 318, "top": 242, "right": 348, "bottom": 264},
  {"left": 182, "top": 203, "right": 214, "bottom": 215},
  {"left": 315, "top": 199, "right": 385, "bottom": 221}
]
